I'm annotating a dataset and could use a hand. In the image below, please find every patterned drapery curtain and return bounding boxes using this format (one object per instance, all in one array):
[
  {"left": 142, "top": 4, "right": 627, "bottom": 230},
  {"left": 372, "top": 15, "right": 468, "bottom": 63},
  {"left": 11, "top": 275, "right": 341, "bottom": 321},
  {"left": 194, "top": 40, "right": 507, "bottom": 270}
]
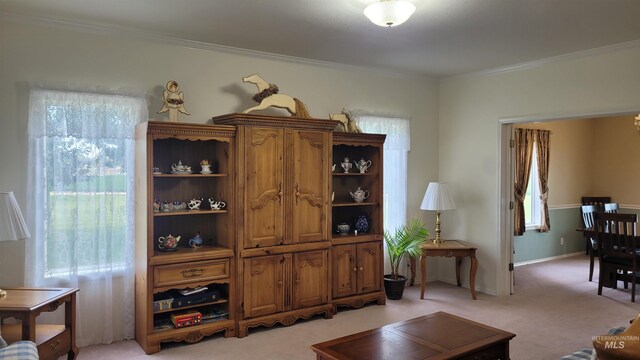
[
  {"left": 535, "top": 130, "right": 551, "bottom": 232},
  {"left": 27, "top": 88, "right": 147, "bottom": 346},
  {"left": 514, "top": 129, "right": 535, "bottom": 236}
]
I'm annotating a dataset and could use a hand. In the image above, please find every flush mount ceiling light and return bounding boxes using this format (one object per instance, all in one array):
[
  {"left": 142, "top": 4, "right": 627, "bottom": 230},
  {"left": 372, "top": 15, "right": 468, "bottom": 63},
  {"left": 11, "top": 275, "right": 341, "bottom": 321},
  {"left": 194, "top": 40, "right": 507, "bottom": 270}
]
[{"left": 364, "top": 0, "right": 416, "bottom": 27}]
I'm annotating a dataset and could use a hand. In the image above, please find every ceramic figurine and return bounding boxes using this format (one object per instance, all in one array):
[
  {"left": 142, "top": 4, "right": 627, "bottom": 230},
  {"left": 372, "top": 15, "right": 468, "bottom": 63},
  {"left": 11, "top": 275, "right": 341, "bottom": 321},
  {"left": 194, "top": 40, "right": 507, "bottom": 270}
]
[
  {"left": 188, "top": 198, "right": 202, "bottom": 210},
  {"left": 157, "top": 80, "right": 190, "bottom": 122},
  {"left": 208, "top": 198, "right": 226, "bottom": 210},
  {"left": 158, "top": 234, "right": 181, "bottom": 251},
  {"left": 341, "top": 157, "right": 352, "bottom": 173},
  {"left": 241, "top": 74, "right": 311, "bottom": 118},
  {"left": 189, "top": 232, "right": 204, "bottom": 248},
  {"left": 355, "top": 214, "right": 369, "bottom": 233},
  {"left": 349, "top": 187, "right": 369, "bottom": 203}
]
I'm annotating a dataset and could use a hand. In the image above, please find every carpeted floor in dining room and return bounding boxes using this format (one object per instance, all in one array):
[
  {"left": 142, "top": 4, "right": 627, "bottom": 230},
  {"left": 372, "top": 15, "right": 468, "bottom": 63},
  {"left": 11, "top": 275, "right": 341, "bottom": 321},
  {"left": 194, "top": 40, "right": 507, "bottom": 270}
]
[{"left": 74, "top": 254, "right": 640, "bottom": 360}]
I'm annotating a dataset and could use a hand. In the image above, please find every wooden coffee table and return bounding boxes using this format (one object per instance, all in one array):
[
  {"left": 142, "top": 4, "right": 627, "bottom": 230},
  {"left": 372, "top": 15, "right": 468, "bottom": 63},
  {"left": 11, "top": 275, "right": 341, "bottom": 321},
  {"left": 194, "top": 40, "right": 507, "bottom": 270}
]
[{"left": 311, "top": 311, "right": 515, "bottom": 360}]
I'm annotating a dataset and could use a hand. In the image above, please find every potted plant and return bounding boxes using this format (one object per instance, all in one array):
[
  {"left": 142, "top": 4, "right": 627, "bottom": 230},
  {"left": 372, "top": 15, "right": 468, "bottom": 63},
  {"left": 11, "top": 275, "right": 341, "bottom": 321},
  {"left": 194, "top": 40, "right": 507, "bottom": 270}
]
[{"left": 384, "top": 218, "right": 429, "bottom": 300}]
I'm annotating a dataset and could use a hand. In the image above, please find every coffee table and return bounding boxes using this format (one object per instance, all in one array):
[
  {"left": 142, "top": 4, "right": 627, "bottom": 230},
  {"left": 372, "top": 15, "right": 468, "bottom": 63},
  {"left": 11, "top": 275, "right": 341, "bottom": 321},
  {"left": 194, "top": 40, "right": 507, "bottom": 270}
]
[{"left": 310, "top": 311, "right": 515, "bottom": 360}]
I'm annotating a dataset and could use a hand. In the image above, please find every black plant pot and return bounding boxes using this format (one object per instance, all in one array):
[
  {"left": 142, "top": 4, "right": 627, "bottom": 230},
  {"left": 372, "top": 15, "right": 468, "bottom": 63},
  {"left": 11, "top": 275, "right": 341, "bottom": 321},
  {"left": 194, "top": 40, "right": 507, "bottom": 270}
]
[{"left": 384, "top": 274, "right": 407, "bottom": 300}]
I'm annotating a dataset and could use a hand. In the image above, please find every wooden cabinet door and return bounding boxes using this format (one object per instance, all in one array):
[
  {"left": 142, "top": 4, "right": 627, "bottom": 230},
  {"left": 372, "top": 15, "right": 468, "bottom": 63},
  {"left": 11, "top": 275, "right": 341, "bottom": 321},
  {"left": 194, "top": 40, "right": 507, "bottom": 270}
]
[
  {"left": 293, "top": 250, "right": 328, "bottom": 309},
  {"left": 291, "top": 130, "right": 328, "bottom": 243},
  {"left": 332, "top": 245, "right": 357, "bottom": 298},
  {"left": 243, "top": 255, "right": 285, "bottom": 318},
  {"left": 245, "top": 127, "right": 284, "bottom": 248},
  {"left": 357, "top": 242, "right": 382, "bottom": 294}
]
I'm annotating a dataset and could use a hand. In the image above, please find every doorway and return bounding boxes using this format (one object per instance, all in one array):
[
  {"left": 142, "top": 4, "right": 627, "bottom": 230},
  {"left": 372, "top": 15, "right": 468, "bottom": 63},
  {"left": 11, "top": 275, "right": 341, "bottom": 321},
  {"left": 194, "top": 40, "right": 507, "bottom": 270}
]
[{"left": 498, "top": 110, "right": 640, "bottom": 294}]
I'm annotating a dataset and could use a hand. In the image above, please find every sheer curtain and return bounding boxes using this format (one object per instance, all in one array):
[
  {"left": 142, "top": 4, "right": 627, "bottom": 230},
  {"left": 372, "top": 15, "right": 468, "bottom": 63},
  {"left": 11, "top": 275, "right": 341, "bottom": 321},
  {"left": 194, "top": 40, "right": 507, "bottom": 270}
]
[
  {"left": 352, "top": 112, "right": 410, "bottom": 236},
  {"left": 26, "top": 88, "right": 147, "bottom": 346}
]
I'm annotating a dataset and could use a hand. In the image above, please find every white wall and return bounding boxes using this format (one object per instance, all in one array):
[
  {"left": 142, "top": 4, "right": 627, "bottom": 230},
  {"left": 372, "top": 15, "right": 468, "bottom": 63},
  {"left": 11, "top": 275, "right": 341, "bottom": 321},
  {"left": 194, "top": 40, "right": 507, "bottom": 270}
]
[
  {"left": 440, "top": 46, "right": 640, "bottom": 295},
  {"left": 0, "top": 17, "right": 439, "bottom": 286}
]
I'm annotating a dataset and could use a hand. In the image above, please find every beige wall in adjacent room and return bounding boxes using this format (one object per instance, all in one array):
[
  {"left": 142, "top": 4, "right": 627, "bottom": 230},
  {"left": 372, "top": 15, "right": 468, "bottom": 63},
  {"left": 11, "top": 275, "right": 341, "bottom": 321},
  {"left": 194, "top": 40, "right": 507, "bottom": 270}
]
[
  {"left": 592, "top": 115, "right": 640, "bottom": 206},
  {"left": 440, "top": 46, "right": 640, "bottom": 296},
  {"left": 516, "top": 119, "right": 595, "bottom": 207},
  {"left": 0, "top": 17, "right": 439, "bottom": 286}
]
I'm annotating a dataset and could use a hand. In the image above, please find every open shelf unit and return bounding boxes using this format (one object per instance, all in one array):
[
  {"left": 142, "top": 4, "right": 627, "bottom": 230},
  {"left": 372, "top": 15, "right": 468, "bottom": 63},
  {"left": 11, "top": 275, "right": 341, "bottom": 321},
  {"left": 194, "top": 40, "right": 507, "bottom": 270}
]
[
  {"left": 331, "top": 132, "right": 387, "bottom": 311},
  {"left": 134, "top": 121, "right": 236, "bottom": 354}
]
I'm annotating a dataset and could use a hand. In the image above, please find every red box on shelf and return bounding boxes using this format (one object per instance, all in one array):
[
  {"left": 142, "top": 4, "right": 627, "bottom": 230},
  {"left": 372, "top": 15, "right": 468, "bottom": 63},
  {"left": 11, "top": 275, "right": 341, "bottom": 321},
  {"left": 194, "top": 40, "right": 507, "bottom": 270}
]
[{"left": 170, "top": 311, "right": 202, "bottom": 328}]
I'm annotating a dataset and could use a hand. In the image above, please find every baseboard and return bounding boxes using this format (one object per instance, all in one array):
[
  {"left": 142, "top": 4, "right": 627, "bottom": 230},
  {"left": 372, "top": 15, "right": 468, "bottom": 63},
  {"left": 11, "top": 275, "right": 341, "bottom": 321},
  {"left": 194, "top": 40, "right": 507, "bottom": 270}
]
[{"left": 514, "top": 251, "right": 583, "bottom": 266}]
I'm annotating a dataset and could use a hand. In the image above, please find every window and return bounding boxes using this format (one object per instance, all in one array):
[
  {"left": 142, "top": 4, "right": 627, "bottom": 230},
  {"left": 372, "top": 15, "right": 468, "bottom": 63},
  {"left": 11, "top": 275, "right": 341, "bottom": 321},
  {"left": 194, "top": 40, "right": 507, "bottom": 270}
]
[
  {"left": 524, "top": 143, "right": 541, "bottom": 229},
  {"left": 353, "top": 114, "right": 410, "bottom": 233},
  {"left": 27, "top": 88, "right": 146, "bottom": 345}
]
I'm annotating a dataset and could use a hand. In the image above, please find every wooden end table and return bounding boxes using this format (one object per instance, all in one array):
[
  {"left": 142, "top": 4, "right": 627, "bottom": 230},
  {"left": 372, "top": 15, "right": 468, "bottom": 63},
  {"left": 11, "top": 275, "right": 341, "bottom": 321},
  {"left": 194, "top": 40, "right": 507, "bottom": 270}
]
[
  {"left": 0, "top": 287, "right": 79, "bottom": 360},
  {"left": 311, "top": 311, "right": 515, "bottom": 360},
  {"left": 420, "top": 240, "right": 478, "bottom": 300}
]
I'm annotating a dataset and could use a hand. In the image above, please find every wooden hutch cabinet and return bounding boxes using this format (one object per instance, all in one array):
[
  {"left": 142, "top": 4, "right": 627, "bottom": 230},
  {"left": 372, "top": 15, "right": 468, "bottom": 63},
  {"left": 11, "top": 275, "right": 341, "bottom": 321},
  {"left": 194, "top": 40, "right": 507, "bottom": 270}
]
[
  {"left": 213, "top": 114, "right": 336, "bottom": 337},
  {"left": 134, "top": 115, "right": 387, "bottom": 351},
  {"left": 331, "top": 132, "right": 386, "bottom": 310},
  {"left": 134, "top": 122, "right": 237, "bottom": 354}
]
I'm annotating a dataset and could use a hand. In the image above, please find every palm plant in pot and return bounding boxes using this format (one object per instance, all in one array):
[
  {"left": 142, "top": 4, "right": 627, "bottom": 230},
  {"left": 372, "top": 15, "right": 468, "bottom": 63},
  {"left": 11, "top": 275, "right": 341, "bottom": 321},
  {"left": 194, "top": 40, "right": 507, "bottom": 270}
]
[{"left": 384, "top": 218, "right": 429, "bottom": 300}]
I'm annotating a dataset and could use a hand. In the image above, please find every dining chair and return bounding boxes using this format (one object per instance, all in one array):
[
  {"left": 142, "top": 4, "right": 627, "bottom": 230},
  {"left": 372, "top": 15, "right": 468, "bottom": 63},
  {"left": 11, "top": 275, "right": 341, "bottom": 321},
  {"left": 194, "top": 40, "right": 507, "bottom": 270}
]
[
  {"left": 581, "top": 197, "right": 611, "bottom": 254},
  {"left": 581, "top": 205, "right": 598, "bottom": 281},
  {"left": 604, "top": 202, "right": 619, "bottom": 213},
  {"left": 594, "top": 212, "right": 639, "bottom": 302},
  {"left": 581, "top": 196, "right": 612, "bottom": 211}
]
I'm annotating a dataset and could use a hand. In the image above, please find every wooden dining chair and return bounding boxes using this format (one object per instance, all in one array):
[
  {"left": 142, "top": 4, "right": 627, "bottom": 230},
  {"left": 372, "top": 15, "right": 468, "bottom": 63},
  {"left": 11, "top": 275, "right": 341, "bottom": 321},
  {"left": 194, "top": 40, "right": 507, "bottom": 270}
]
[
  {"left": 581, "top": 197, "right": 611, "bottom": 254},
  {"left": 581, "top": 205, "right": 598, "bottom": 281},
  {"left": 581, "top": 196, "right": 612, "bottom": 211},
  {"left": 594, "top": 212, "right": 639, "bottom": 302},
  {"left": 604, "top": 202, "right": 619, "bottom": 213}
]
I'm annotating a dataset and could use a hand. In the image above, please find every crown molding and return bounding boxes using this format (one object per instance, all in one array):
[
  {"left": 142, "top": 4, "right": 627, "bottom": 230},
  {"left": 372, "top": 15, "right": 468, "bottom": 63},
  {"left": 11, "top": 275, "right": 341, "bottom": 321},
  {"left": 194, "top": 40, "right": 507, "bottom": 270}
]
[
  {"left": 443, "top": 39, "right": 640, "bottom": 82},
  {"left": 0, "top": 11, "right": 433, "bottom": 81}
]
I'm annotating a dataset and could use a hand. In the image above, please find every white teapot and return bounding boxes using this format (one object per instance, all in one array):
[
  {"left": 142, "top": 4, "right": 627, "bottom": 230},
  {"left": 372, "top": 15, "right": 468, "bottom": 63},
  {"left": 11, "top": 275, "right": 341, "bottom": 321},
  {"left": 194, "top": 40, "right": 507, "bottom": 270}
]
[
  {"left": 354, "top": 158, "right": 372, "bottom": 173},
  {"left": 349, "top": 187, "right": 369, "bottom": 203},
  {"left": 171, "top": 160, "right": 191, "bottom": 172}
]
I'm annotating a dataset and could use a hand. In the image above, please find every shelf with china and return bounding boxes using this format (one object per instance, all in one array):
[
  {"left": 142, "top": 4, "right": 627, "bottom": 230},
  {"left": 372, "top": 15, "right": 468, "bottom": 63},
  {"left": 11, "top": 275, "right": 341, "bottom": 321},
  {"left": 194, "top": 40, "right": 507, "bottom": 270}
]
[
  {"left": 134, "top": 121, "right": 237, "bottom": 354},
  {"left": 330, "top": 132, "right": 386, "bottom": 311}
]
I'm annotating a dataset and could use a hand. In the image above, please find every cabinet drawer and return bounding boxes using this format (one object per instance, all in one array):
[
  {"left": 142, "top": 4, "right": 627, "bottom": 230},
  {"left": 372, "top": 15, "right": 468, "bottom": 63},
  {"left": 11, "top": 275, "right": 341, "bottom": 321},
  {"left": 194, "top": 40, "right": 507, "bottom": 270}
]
[
  {"left": 154, "top": 259, "right": 230, "bottom": 287},
  {"left": 38, "top": 328, "right": 70, "bottom": 360}
]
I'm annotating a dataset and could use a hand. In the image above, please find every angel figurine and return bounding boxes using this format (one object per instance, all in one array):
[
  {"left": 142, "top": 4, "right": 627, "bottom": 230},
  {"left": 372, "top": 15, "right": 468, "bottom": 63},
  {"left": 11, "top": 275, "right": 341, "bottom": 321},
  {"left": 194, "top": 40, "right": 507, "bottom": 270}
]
[{"left": 158, "top": 80, "right": 190, "bottom": 122}]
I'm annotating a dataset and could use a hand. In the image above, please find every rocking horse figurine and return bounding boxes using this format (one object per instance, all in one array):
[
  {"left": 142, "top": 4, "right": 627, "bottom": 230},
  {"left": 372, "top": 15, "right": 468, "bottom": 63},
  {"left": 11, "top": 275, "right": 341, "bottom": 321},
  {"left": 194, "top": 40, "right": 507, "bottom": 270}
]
[
  {"left": 329, "top": 110, "right": 362, "bottom": 133},
  {"left": 241, "top": 74, "right": 311, "bottom": 118}
]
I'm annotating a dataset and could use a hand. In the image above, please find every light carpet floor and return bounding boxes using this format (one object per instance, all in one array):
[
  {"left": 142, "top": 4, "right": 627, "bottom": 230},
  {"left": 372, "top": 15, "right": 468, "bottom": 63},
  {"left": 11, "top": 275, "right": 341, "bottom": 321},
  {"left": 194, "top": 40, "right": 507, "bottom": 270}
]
[{"left": 75, "top": 254, "right": 640, "bottom": 359}]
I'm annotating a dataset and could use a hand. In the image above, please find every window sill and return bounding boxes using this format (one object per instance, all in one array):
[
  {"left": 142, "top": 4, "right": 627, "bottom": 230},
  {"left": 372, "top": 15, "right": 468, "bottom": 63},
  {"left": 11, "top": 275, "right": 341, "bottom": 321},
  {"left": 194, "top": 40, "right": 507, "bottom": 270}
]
[{"left": 525, "top": 224, "right": 541, "bottom": 231}]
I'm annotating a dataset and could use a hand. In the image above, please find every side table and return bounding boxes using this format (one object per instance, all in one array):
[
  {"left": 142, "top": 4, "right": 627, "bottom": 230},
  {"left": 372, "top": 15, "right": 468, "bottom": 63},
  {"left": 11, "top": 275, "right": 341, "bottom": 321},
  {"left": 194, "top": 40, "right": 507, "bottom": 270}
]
[
  {"left": 420, "top": 240, "right": 478, "bottom": 300},
  {"left": 0, "top": 288, "right": 79, "bottom": 360}
]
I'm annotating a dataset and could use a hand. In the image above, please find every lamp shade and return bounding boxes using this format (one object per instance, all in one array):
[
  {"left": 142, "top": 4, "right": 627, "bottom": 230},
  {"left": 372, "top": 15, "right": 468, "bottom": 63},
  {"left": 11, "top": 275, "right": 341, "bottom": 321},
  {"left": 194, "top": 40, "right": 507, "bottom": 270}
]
[
  {"left": 420, "top": 182, "right": 456, "bottom": 211},
  {"left": 364, "top": 0, "right": 416, "bottom": 27},
  {"left": 0, "top": 192, "right": 30, "bottom": 241}
]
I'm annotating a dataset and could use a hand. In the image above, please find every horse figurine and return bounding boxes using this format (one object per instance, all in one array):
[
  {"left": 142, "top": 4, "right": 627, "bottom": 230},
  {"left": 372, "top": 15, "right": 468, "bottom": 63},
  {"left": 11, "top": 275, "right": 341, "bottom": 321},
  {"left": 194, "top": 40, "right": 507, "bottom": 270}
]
[
  {"left": 329, "top": 110, "right": 362, "bottom": 133},
  {"left": 241, "top": 74, "right": 311, "bottom": 118}
]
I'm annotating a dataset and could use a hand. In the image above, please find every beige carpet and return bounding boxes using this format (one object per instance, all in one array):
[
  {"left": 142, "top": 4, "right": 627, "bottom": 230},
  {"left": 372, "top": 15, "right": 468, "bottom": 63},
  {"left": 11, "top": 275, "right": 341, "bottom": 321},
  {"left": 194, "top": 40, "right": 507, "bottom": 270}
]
[{"left": 76, "top": 255, "right": 640, "bottom": 359}]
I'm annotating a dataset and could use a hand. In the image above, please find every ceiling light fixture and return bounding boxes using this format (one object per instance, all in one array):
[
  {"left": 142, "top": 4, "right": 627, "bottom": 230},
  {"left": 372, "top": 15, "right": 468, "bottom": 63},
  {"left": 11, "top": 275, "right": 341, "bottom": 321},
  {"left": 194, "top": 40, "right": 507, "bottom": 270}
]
[{"left": 364, "top": 0, "right": 416, "bottom": 27}]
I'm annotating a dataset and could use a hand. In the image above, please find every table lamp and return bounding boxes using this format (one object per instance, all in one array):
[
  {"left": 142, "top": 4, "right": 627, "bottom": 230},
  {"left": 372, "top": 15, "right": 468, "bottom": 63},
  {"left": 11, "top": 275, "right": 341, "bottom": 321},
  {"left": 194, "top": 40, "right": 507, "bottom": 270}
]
[
  {"left": 0, "top": 191, "right": 30, "bottom": 298},
  {"left": 420, "top": 182, "right": 456, "bottom": 244}
]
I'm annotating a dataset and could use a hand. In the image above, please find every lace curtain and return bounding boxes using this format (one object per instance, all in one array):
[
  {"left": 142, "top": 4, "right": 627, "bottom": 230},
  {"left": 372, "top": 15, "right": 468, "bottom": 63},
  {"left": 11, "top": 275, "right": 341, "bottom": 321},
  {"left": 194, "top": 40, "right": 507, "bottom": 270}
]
[
  {"left": 352, "top": 112, "right": 410, "bottom": 234},
  {"left": 26, "top": 88, "right": 147, "bottom": 346}
]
